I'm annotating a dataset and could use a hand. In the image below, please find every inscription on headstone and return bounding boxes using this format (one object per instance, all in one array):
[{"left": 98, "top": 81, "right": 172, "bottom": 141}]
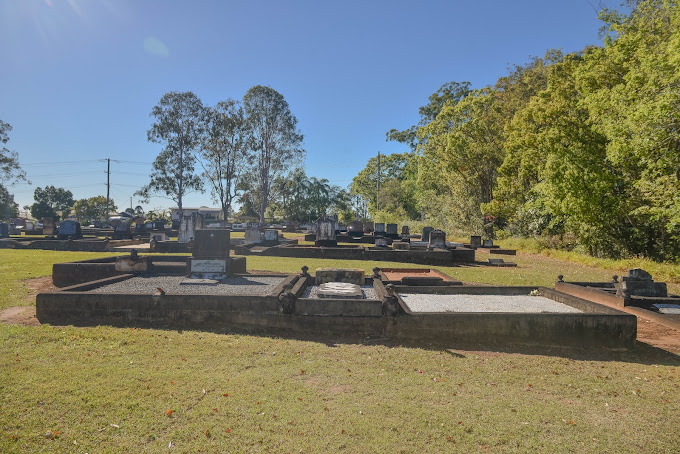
[
  {"left": 315, "top": 217, "right": 337, "bottom": 247},
  {"left": 245, "top": 226, "right": 261, "bottom": 243},
  {"left": 428, "top": 229, "right": 447, "bottom": 249},
  {"left": 190, "top": 259, "right": 227, "bottom": 273},
  {"left": 263, "top": 229, "right": 278, "bottom": 245}
]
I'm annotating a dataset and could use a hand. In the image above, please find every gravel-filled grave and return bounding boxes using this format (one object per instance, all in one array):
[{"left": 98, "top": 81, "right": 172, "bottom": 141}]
[
  {"left": 89, "top": 275, "right": 286, "bottom": 295},
  {"left": 399, "top": 294, "right": 583, "bottom": 313},
  {"left": 303, "top": 285, "right": 378, "bottom": 300}
]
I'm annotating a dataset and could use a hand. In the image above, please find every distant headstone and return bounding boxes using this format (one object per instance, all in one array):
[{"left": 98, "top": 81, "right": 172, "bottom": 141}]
[
  {"left": 58, "top": 220, "right": 81, "bottom": 239},
  {"left": 470, "top": 235, "right": 482, "bottom": 248},
  {"left": 617, "top": 268, "right": 667, "bottom": 298},
  {"left": 392, "top": 241, "right": 410, "bottom": 250},
  {"left": 401, "top": 225, "right": 410, "bottom": 236},
  {"left": 10, "top": 218, "right": 25, "bottom": 227},
  {"left": 285, "top": 222, "right": 298, "bottom": 232},
  {"left": 315, "top": 217, "right": 337, "bottom": 247},
  {"left": 244, "top": 226, "right": 261, "bottom": 243},
  {"left": 488, "top": 258, "right": 505, "bottom": 265},
  {"left": 386, "top": 223, "right": 398, "bottom": 237},
  {"left": 482, "top": 239, "right": 494, "bottom": 247},
  {"left": 24, "top": 221, "right": 34, "bottom": 232},
  {"left": 374, "top": 223, "right": 386, "bottom": 236},
  {"left": 145, "top": 221, "right": 154, "bottom": 230},
  {"left": 0, "top": 222, "right": 8, "bottom": 239},
  {"left": 150, "top": 233, "right": 168, "bottom": 242},
  {"left": 178, "top": 212, "right": 204, "bottom": 243},
  {"left": 375, "top": 237, "right": 388, "bottom": 248},
  {"left": 347, "top": 220, "right": 364, "bottom": 237},
  {"left": 112, "top": 220, "right": 132, "bottom": 240},
  {"left": 422, "top": 226, "right": 433, "bottom": 242},
  {"left": 428, "top": 229, "right": 447, "bottom": 249},
  {"left": 154, "top": 220, "right": 165, "bottom": 230},
  {"left": 42, "top": 217, "right": 55, "bottom": 235},
  {"left": 263, "top": 229, "right": 278, "bottom": 245},
  {"left": 364, "top": 221, "right": 374, "bottom": 232}
]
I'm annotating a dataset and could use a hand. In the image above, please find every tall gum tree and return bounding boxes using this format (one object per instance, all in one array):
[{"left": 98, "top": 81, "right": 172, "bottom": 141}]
[
  {"left": 137, "top": 91, "right": 205, "bottom": 218},
  {"left": 243, "top": 85, "right": 304, "bottom": 223}
]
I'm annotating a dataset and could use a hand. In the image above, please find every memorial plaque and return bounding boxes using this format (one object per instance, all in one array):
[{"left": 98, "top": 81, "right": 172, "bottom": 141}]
[
  {"left": 190, "top": 259, "right": 227, "bottom": 273},
  {"left": 375, "top": 237, "right": 388, "bottom": 247},
  {"left": 154, "top": 220, "right": 165, "bottom": 230},
  {"left": 315, "top": 268, "right": 365, "bottom": 285}
]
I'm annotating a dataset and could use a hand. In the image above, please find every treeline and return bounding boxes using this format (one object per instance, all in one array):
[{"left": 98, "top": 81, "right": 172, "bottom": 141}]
[{"left": 352, "top": 1, "right": 680, "bottom": 260}]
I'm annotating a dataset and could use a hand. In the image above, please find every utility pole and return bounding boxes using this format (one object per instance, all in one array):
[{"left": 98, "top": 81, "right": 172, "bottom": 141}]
[
  {"left": 106, "top": 158, "right": 111, "bottom": 222},
  {"left": 376, "top": 151, "right": 381, "bottom": 212}
]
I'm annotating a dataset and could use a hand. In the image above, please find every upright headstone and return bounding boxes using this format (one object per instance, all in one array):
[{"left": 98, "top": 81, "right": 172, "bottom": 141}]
[
  {"left": 364, "top": 221, "right": 374, "bottom": 232},
  {"left": 482, "top": 239, "right": 494, "bottom": 247},
  {"left": 178, "top": 212, "right": 204, "bottom": 243},
  {"left": 374, "top": 223, "right": 386, "bottom": 237},
  {"left": 386, "top": 223, "right": 399, "bottom": 238},
  {"left": 244, "top": 226, "right": 261, "bottom": 243},
  {"left": 315, "top": 217, "right": 337, "bottom": 247},
  {"left": 24, "top": 221, "right": 34, "bottom": 232},
  {"left": 470, "top": 235, "right": 482, "bottom": 248},
  {"left": 330, "top": 213, "right": 340, "bottom": 232},
  {"left": 422, "top": 226, "right": 434, "bottom": 242},
  {"left": 42, "top": 217, "right": 56, "bottom": 235},
  {"left": 58, "top": 220, "right": 81, "bottom": 239},
  {"left": 0, "top": 222, "right": 8, "bottom": 239},
  {"left": 401, "top": 225, "right": 410, "bottom": 236},
  {"left": 347, "top": 220, "right": 364, "bottom": 237},
  {"left": 285, "top": 222, "right": 298, "bottom": 233},
  {"left": 185, "top": 229, "right": 231, "bottom": 280},
  {"left": 263, "top": 229, "right": 278, "bottom": 245},
  {"left": 113, "top": 220, "right": 132, "bottom": 240},
  {"left": 154, "top": 220, "right": 165, "bottom": 230},
  {"left": 428, "top": 229, "right": 447, "bottom": 249},
  {"left": 145, "top": 221, "right": 154, "bottom": 231},
  {"left": 616, "top": 268, "right": 668, "bottom": 298}
]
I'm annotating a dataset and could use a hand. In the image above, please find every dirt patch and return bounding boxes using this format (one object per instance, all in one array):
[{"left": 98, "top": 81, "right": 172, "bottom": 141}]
[
  {"left": 0, "top": 306, "right": 39, "bottom": 326},
  {"left": 636, "top": 318, "right": 680, "bottom": 354},
  {"left": 25, "top": 276, "right": 56, "bottom": 300}
]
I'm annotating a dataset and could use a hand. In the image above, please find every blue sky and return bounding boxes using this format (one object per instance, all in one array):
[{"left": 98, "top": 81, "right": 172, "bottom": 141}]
[{"left": 0, "top": 0, "right": 619, "bottom": 213}]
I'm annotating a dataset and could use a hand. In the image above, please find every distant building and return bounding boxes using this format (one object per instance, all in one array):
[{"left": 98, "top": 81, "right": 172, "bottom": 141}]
[{"left": 171, "top": 206, "right": 222, "bottom": 221}]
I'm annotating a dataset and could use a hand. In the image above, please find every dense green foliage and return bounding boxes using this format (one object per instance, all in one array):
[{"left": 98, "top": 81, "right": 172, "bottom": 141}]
[
  {"left": 365, "top": 1, "right": 679, "bottom": 260},
  {"left": 72, "top": 196, "right": 117, "bottom": 224},
  {"left": 0, "top": 120, "right": 25, "bottom": 220},
  {"left": 30, "top": 186, "right": 74, "bottom": 221}
]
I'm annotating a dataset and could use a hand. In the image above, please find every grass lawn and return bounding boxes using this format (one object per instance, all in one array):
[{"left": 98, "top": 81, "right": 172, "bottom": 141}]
[{"left": 1, "top": 249, "right": 679, "bottom": 452}]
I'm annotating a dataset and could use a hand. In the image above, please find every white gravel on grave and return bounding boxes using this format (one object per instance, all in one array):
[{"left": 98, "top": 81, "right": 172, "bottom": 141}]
[
  {"left": 399, "top": 294, "right": 582, "bottom": 314},
  {"left": 303, "top": 285, "right": 378, "bottom": 300},
  {"left": 89, "top": 275, "right": 285, "bottom": 295}
]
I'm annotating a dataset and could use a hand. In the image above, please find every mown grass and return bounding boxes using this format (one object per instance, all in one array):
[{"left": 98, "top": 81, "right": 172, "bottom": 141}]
[{"left": 1, "top": 249, "right": 679, "bottom": 452}]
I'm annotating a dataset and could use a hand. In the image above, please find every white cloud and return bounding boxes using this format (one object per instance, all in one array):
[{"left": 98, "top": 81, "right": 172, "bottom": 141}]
[{"left": 143, "top": 36, "right": 169, "bottom": 58}]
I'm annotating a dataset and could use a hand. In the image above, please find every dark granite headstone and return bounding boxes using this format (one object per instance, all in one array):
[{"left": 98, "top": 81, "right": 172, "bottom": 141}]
[
  {"left": 470, "top": 235, "right": 482, "bottom": 248},
  {"left": 422, "top": 226, "right": 433, "bottom": 242},
  {"left": 386, "top": 223, "right": 398, "bottom": 238},
  {"left": 58, "top": 220, "right": 81, "bottom": 239},
  {"left": 374, "top": 223, "right": 386, "bottom": 237},
  {"left": 401, "top": 225, "right": 410, "bottom": 236},
  {"left": 192, "top": 229, "right": 230, "bottom": 258},
  {"left": 429, "top": 229, "right": 447, "bottom": 249},
  {"left": 347, "top": 220, "right": 364, "bottom": 237},
  {"left": 113, "top": 220, "right": 133, "bottom": 240},
  {"left": 263, "top": 229, "right": 278, "bottom": 245},
  {"left": 0, "top": 222, "right": 8, "bottom": 239},
  {"left": 154, "top": 220, "right": 165, "bottom": 230}
]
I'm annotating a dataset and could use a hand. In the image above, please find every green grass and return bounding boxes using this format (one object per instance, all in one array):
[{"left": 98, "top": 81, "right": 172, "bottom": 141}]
[{"left": 1, "top": 249, "right": 679, "bottom": 452}]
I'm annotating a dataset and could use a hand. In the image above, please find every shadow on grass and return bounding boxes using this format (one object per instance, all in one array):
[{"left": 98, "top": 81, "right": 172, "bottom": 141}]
[{"left": 46, "top": 319, "right": 680, "bottom": 367}]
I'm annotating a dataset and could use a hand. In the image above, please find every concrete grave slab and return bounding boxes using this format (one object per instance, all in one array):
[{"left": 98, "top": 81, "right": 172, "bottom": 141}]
[{"left": 317, "top": 282, "right": 363, "bottom": 299}]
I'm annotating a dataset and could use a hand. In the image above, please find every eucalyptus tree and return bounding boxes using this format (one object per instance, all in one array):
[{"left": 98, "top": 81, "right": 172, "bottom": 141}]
[
  {"left": 0, "top": 120, "right": 27, "bottom": 219},
  {"left": 136, "top": 91, "right": 205, "bottom": 217},
  {"left": 200, "top": 99, "right": 249, "bottom": 221},
  {"left": 243, "top": 85, "right": 304, "bottom": 222}
]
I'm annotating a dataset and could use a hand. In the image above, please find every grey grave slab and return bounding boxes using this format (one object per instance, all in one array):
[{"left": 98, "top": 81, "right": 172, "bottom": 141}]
[
  {"left": 317, "top": 282, "right": 363, "bottom": 299},
  {"left": 653, "top": 304, "right": 680, "bottom": 315},
  {"left": 399, "top": 294, "right": 583, "bottom": 314}
]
